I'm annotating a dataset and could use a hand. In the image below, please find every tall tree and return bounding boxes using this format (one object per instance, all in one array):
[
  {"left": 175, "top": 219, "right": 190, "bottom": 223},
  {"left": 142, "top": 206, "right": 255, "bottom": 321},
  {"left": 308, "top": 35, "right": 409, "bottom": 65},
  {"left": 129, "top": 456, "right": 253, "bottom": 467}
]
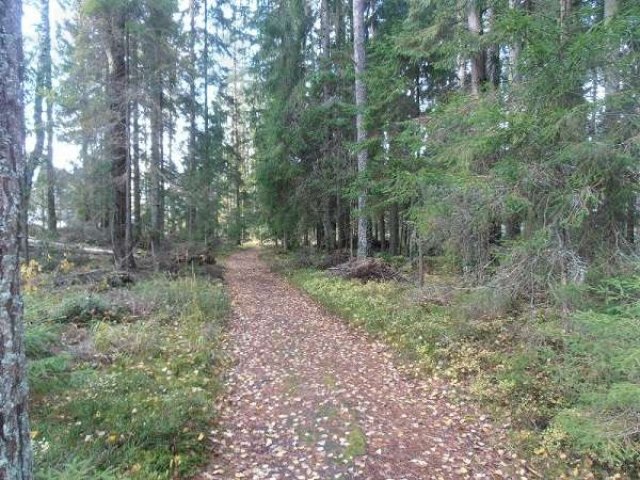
[
  {"left": 0, "top": 0, "right": 34, "bottom": 477},
  {"left": 353, "top": 0, "right": 369, "bottom": 257},
  {"left": 43, "top": 0, "right": 57, "bottom": 234},
  {"left": 104, "top": 4, "right": 132, "bottom": 269}
]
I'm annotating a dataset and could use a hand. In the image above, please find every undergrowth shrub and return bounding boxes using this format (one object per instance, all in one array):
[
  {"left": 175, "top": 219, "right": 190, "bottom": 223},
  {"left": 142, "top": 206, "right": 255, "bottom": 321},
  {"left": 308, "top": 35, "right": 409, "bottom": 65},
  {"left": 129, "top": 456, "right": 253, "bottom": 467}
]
[
  {"left": 28, "top": 355, "right": 73, "bottom": 396},
  {"left": 52, "top": 294, "right": 125, "bottom": 324},
  {"left": 35, "top": 459, "right": 118, "bottom": 480},
  {"left": 25, "top": 322, "right": 60, "bottom": 358}
]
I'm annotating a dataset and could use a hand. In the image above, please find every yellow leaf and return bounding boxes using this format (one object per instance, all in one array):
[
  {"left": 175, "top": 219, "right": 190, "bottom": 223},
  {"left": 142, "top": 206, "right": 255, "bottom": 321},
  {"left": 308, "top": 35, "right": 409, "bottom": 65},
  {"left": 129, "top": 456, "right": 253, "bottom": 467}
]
[
  {"left": 197, "top": 432, "right": 205, "bottom": 441},
  {"left": 107, "top": 434, "right": 118, "bottom": 444},
  {"left": 30, "top": 431, "right": 39, "bottom": 440}
]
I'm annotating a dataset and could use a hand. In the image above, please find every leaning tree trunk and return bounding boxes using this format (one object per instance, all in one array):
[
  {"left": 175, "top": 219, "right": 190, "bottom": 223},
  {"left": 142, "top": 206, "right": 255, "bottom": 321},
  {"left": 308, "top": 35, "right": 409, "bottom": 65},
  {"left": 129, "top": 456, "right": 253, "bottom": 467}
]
[
  {"left": 353, "top": 0, "right": 368, "bottom": 258},
  {"left": 0, "top": 0, "right": 34, "bottom": 478}
]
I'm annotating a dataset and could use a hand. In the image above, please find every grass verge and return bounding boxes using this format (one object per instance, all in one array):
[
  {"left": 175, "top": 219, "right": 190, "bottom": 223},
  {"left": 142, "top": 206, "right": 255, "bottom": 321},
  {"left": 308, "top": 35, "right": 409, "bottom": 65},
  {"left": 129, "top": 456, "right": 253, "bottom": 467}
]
[
  {"left": 262, "top": 248, "right": 640, "bottom": 479},
  {"left": 26, "top": 276, "right": 228, "bottom": 479}
]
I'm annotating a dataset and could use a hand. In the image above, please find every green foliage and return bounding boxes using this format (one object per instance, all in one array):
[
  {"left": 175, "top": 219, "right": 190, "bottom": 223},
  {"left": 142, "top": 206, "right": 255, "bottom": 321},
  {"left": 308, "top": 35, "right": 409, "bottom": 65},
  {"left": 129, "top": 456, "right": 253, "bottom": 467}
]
[
  {"left": 273, "top": 250, "right": 640, "bottom": 476},
  {"left": 36, "top": 459, "right": 118, "bottom": 480},
  {"left": 52, "top": 294, "right": 125, "bottom": 325},
  {"left": 25, "top": 322, "right": 60, "bottom": 359},
  {"left": 27, "top": 277, "right": 229, "bottom": 478}
]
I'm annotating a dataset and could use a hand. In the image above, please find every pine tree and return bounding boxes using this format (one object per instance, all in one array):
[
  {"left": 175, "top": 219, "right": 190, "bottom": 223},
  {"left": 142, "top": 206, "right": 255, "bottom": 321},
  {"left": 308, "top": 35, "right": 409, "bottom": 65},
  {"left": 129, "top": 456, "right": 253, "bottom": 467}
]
[{"left": 0, "top": 0, "right": 34, "bottom": 477}]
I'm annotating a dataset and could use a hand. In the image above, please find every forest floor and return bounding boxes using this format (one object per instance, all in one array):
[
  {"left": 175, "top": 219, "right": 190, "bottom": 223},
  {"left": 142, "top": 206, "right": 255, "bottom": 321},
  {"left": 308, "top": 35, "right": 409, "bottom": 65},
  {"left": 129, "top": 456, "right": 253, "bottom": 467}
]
[{"left": 197, "top": 249, "right": 525, "bottom": 480}]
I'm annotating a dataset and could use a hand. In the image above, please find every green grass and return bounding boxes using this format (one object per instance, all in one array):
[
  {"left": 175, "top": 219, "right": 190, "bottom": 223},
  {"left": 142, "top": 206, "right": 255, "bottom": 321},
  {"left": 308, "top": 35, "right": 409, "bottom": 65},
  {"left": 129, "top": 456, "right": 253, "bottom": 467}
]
[
  {"left": 341, "top": 426, "right": 367, "bottom": 462},
  {"left": 26, "top": 276, "right": 229, "bottom": 479},
  {"left": 266, "top": 251, "right": 640, "bottom": 478}
]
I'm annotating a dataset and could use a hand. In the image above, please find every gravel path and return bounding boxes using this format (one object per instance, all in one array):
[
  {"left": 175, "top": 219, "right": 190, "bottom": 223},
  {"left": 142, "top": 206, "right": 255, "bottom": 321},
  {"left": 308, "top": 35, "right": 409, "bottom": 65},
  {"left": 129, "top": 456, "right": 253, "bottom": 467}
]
[{"left": 196, "top": 249, "right": 522, "bottom": 480}]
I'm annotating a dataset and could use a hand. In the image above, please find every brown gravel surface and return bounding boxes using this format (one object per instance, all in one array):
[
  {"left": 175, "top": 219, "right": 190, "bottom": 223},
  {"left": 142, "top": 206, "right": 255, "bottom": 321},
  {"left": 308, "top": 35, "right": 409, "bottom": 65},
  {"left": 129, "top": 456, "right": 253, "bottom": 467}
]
[{"left": 196, "top": 249, "right": 524, "bottom": 480}]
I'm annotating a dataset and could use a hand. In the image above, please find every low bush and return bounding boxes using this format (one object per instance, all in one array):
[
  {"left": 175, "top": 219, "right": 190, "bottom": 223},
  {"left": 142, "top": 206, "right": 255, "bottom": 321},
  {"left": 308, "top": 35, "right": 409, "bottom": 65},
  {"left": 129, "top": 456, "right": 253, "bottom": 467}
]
[{"left": 52, "top": 294, "right": 125, "bottom": 325}]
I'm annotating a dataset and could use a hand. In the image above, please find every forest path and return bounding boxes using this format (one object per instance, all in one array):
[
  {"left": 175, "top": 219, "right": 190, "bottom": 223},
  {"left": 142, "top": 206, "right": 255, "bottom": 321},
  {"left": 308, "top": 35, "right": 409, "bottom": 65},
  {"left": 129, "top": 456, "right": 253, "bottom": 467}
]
[{"left": 197, "top": 249, "right": 517, "bottom": 480}]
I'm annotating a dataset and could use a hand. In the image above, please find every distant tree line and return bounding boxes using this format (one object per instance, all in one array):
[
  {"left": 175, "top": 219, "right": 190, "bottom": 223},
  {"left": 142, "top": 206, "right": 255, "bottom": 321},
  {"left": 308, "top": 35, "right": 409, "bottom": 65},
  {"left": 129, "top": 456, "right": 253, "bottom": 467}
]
[{"left": 20, "top": 0, "right": 256, "bottom": 268}]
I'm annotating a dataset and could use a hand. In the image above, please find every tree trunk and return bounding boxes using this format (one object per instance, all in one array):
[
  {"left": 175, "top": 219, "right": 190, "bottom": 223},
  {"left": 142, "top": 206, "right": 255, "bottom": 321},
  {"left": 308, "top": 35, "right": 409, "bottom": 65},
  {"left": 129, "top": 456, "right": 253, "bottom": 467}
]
[
  {"left": 43, "top": 0, "right": 56, "bottom": 234},
  {"left": 107, "top": 10, "right": 129, "bottom": 269},
  {"left": 467, "top": 0, "right": 486, "bottom": 96},
  {"left": 389, "top": 202, "right": 399, "bottom": 255},
  {"left": 150, "top": 81, "right": 163, "bottom": 241},
  {"left": 0, "top": 0, "right": 34, "bottom": 477},
  {"left": 187, "top": 0, "right": 198, "bottom": 237},
  {"left": 506, "top": 216, "right": 521, "bottom": 239},
  {"left": 353, "top": 0, "right": 368, "bottom": 257},
  {"left": 124, "top": 28, "right": 134, "bottom": 269},
  {"left": 20, "top": 0, "right": 50, "bottom": 259},
  {"left": 378, "top": 212, "right": 386, "bottom": 250},
  {"left": 626, "top": 199, "right": 635, "bottom": 245},
  {"left": 203, "top": 0, "right": 209, "bottom": 153},
  {"left": 337, "top": 195, "right": 348, "bottom": 249},
  {"left": 508, "top": 0, "right": 525, "bottom": 83},
  {"left": 130, "top": 35, "right": 141, "bottom": 242},
  {"left": 485, "top": 9, "right": 500, "bottom": 89}
]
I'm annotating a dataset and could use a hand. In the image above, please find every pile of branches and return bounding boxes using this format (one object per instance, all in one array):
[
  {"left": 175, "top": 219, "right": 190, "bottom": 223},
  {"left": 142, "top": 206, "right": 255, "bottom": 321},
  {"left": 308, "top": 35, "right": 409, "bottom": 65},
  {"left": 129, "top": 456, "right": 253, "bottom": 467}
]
[
  {"left": 173, "top": 248, "right": 216, "bottom": 267},
  {"left": 328, "top": 258, "right": 405, "bottom": 283}
]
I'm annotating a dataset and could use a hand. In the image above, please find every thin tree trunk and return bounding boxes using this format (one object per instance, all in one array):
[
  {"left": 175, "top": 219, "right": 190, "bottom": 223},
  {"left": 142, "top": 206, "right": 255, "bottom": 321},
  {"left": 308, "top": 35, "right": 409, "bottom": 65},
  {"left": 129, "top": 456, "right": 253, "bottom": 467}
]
[
  {"left": 485, "top": 8, "right": 500, "bottom": 89},
  {"left": 626, "top": 200, "right": 635, "bottom": 245},
  {"left": 124, "top": 27, "right": 134, "bottom": 269},
  {"left": 418, "top": 237, "right": 424, "bottom": 287},
  {"left": 20, "top": 0, "right": 49, "bottom": 259},
  {"left": 353, "top": 0, "right": 368, "bottom": 257},
  {"left": 203, "top": 0, "right": 209, "bottom": 149},
  {"left": 0, "top": 0, "right": 34, "bottom": 477},
  {"left": 323, "top": 198, "right": 335, "bottom": 251},
  {"left": 389, "top": 202, "right": 399, "bottom": 255},
  {"left": 132, "top": 89, "right": 141, "bottom": 240},
  {"left": 187, "top": 0, "right": 198, "bottom": 237},
  {"left": 150, "top": 79, "right": 163, "bottom": 241},
  {"left": 379, "top": 212, "right": 386, "bottom": 249},
  {"left": 43, "top": 0, "right": 56, "bottom": 234}
]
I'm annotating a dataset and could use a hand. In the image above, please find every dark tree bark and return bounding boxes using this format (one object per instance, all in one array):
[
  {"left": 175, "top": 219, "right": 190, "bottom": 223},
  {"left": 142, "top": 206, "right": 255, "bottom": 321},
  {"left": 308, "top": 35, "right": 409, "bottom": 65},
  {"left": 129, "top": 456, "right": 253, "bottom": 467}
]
[
  {"left": 378, "top": 212, "right": 386, "bottom": 249},
  {"left": 106, "top": 10, "right": 130, "bottom": 269},
  {"left": 131, "top": 37, "right": 141, "bottom": 241},
  {"left": 186, "top": 0, "right": 198, "bottom": 237},
  {"left": 43, "top": 0, "right": 56, "bottom": 234},
  {"left": 389, "top": 202, "right": 399, "bottom": 255},
  {"left": 0, "top": 0, "right": 34, "bottom": 478},
  {"left": 323, "top": 197, "right": 335, "bottom": 251},
  {"left": 149, "top": 73, "right": 164, "bottom": 241}
]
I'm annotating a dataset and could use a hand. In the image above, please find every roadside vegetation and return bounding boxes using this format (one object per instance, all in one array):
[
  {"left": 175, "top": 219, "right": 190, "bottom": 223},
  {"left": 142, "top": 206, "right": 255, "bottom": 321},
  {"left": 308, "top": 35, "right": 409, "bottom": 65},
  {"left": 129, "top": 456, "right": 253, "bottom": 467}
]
[
  {"left": 264, "top": 248, "right": 640, "bottom": 479},
  {"left": 23, "top": 248, "right": 228, "bottom": 479}
]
